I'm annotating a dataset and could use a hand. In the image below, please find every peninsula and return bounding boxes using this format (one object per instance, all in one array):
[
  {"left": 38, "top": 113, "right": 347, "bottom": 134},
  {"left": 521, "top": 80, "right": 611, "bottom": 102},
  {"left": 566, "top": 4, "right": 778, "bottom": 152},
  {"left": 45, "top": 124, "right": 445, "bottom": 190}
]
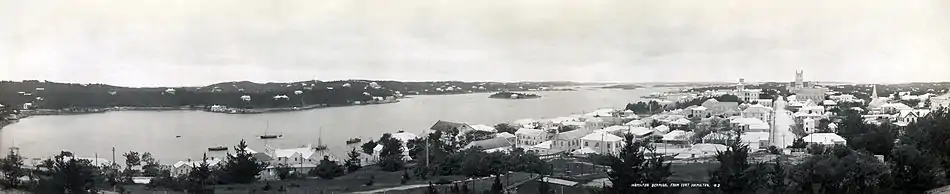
[{"left": 489, "top": 91, "right": 542, "bottom": 99}]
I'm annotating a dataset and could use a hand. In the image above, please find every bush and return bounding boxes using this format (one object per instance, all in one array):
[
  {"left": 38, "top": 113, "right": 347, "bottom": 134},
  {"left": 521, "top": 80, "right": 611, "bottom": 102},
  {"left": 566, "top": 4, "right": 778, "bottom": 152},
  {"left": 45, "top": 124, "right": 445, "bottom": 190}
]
[
  {"left": 434, "top": 178, "right": 452, "bottom": 185},
  {"left": 768, "top": 146, "right": 780, "bottom": 154}
]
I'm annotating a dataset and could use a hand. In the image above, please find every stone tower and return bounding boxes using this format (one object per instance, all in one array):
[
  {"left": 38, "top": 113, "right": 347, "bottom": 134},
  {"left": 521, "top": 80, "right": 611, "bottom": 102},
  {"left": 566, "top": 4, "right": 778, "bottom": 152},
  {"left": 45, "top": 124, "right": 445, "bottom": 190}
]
[
  {"left": 738, "top": 78, "right": 745, "bottom": 91},
  {"left": 794, "top": 70, "right": 804, "bottom": 89}
]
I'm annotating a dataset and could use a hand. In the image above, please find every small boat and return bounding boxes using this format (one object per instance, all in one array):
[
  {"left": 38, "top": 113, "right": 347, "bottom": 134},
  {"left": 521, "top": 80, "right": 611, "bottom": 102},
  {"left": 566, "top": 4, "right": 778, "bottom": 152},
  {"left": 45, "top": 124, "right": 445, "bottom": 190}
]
[
  {"left": 258, "top": 121, "right": 282, "bottom": 139},
  {"left": 345, "top": 138, "right": 362, "bottom": 145},
  {"left": 175, "top": 135, "right": 182, "bottom": 138},
  {"left": 208, "top": 146, "right": 228, "bottom": 151}
]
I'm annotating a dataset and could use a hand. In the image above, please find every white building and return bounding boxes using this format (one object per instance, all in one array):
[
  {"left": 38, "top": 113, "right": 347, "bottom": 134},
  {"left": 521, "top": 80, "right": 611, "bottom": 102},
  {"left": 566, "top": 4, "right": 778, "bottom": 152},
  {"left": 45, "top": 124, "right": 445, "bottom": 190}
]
[
  {"left": 551, "top": 129, "right": 590, "bottom": 153},
  {"left": 172, "top": 158, "right": 224, "bottom": 177},
  {"left": 794, "top": 88, "right": 829, "bottom": 103},
  {"left": 740, "top": 132, "right": 771, "bottom": 150},
  {"left": 580, "top": 132, "right": 624, "bottom": 155},
  {"left": 802, "top": 133, "right": 847, "bottom": 145},
  {"left": 741, "top": 104, "right": 773, "bottom": 125},
  {"left": 515, "top": 128, "right": 548, "bottom": 147},
  {"left": 803, "top": 118, "right": 818, "bottom": 134}
]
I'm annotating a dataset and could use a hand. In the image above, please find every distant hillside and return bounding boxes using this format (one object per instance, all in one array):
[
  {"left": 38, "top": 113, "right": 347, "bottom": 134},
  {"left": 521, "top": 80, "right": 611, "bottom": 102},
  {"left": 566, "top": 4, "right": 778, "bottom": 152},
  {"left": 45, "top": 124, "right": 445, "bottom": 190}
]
[{"left": 0, "top": 80, "right": 578, "bottom": 109}]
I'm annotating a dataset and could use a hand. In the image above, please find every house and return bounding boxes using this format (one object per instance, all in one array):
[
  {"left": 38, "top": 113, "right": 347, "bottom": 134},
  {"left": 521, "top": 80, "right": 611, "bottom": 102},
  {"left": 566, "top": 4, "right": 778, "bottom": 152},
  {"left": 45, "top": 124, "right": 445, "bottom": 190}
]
[
  {"left": 627, "top": 127, "right": 654, "bottom": 138},
  {"left": 580, "top": 131, "right": 624, "bottom": 155},
  {"left": 802, "top": 133, "right": 847, "bottom": 145},
  {"left": 740, "top": 132, "right": 770, "bottom": 150},
  {"left": 495, "top": 132, "right": 516, "bottom": 141},
  {"left": 755, "top": 99, "right": 774, "bottom": 107},
  {"left": 895, "top": 109, "right": 932, "bottom": 124},
  {"left": 598, "top": 125, "right": 629, "bottom": 136},
  {"left": 172, "top": 158, "right": 224, "bottom": 177},
  {"left": 430, "top": 120, "right": 475, "bottom": 135},
  {"left": 469, "top": 124, "right": 496, "bottom": 133},
  {"left": 269, "top": 146, "right": 321, "bottom": 173},
  {"left": 741, "top": 104, "right": 773, "bottom": 125},
  {"left": 623, "top": 120, "right": 649, "bottom": 128},
  {"left": 552, "top": 129, "right": 590, "bottom": 153},
  {"left": 515, "top": 128, "right": 547, "bottom": 147},
  {"left": 661, "top": 130, "right": 691, "bottom": 143},
  {"left": 737, "top": 89, "right": 762, "bottom": 103},
  {"left": 653, "top": 125, "right": 671, "bottom": 134},
  {"left": 464, "top": 137, "right": 513, "bottom": 151},
  {"left": 880, "top": 103, "right": 913, "bottom": 114},
  {"left": 689, "top": 106, "right": 710, "bottom": 118},
  {"left": 529, "top": 141, "right": 555, "bottom": 154},
  {"left": 803, "top": 118, "right": 818, "bottom": 133},
  {"left": 701, "top": 99, "right": 741, "bottom": 117},
  {"left": 730, "top": 117, "right": 769, "bottom": 132}
]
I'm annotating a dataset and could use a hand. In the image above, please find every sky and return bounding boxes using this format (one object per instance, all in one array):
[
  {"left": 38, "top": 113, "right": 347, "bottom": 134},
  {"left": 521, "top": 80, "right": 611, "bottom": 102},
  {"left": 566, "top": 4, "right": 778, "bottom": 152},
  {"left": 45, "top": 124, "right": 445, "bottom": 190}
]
[{"left": 1, "top": 0, "right": 949, "bottom": 87}]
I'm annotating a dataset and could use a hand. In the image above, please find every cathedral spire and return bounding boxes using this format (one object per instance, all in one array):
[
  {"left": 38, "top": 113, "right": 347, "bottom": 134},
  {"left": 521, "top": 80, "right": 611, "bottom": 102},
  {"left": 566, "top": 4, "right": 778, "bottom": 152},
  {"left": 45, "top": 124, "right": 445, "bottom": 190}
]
[{"left": 872, "top": 84, "right": 878, "bottom": 98}]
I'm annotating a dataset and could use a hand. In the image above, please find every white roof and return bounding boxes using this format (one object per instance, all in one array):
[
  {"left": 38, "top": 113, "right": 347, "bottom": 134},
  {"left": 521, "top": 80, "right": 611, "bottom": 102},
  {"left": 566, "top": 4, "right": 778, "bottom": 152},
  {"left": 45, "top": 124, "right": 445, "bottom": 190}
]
[
  {"left": 627, "top": 127, "right": 654, "bottom": 136},
  {"left": 740, "top": 132, "right": 770, "bottom": 142},
  {"left": 173, "top": 158, "right": 223, "bottom": 168},
  {"left": 581, "top": 132, "right": 623, "bottom": 142},
  {"left": 515, "top": 128, "right": 545, "bottom": 136},
  {"left": 540, "top": 177, "right": 579, "bottom": 186},
  {"left": 600, "top": 125, "right": 628, "bottom": 133},
  {"left": 691, "top": 106, "right": 708, "bottom": 111},
  {"left": 802, "top": 133, "right": 847, "bottom": 145},
  {"left": 882, "top": 103, "right": 913, "bottom": 110},
  {"left": 273, "top": 147, "right": 316, "bottom": 159},
  {"left": 470, "top": 124, "right": 496, "bottom": 132},
  {"left": 562, "top": 121, "right": 586, "bottom": 127},
  {"left": 495, "top": 132, "right": 516, "bottom": 139},
  {"left": 671, "top": 118, "right": 691, "bottom": 125},
  {"left": 748, "top": 122, "right": 770, "bottom": 130},
  {"left": 653, "top": 125, "right": 670, "bottom": 133},
  {"left": 745, "top": 104, "right": 773, "bottom": 111},
  {"left": 662, "top": 130, "right": 689, "bottom": 141},
  {"left": 392, "top": 132, "right": 419, "bottom": 143},
  {"left": 132, "top": 177, "right": 152, "bottom": 184},
  {"left": 532, "top": 141, "right": 553, "bottom": 149},
  {"left": 822, "top": 100, "right": 837, "bottom": 105}
]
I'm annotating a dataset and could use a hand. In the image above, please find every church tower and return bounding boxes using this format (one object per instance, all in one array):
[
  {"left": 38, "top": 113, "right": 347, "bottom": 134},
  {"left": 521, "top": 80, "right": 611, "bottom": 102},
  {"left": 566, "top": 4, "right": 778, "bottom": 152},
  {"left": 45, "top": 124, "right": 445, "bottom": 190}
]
[
  {"left": 872, "top": 84, "right": 878, "bottom": 97},
  {"left": 737, "top": 78, "right": 745, "bottom": 91},
  {"left": 794, "top": 70, "right": 804, "bottom": 89}
]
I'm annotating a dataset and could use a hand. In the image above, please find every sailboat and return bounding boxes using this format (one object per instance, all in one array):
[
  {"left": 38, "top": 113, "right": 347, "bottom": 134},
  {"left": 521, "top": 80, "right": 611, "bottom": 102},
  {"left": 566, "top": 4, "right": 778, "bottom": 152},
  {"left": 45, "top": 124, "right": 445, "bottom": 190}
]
[
  {"left": 313, "top": 127, "right": 328, "bottom": 151},
  {"left": 259, "top": 121, "right": 282, "bottom": 139}
]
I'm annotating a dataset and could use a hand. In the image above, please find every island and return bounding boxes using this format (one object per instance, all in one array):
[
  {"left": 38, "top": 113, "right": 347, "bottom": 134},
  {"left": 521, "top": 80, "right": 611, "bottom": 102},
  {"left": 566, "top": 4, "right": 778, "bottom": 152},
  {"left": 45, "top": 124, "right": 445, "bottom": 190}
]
[{"left": 489, "top": 91, "right": 542, "bottom": 99}]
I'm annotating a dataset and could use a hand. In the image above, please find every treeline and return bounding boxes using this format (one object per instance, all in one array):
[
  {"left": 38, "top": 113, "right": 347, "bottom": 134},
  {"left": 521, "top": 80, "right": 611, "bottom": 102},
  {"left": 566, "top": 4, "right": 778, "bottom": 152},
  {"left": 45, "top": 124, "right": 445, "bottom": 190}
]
[{"left": 0, "top": 80, "right": 566, "bottom": 110}]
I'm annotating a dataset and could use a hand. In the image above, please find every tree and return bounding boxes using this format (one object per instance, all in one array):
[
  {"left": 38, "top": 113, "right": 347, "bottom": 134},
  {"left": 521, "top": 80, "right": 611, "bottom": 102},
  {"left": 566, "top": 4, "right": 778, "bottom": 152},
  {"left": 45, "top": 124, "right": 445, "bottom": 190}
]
[
  {"left": 361, "top": 140, "right": 378, "bottom": 155},
  {"left": 766, "top": 159, "right": 787, "bottom": 194},
  {"left": 274, "top": 163, "right": 292, "bottom": 180},
  {"left": 141, "top": 152, "right": 161, "bottom": 177},
  {"left": 378, "top": 136, "right": 406, "bottom": 172},
  {"left": 606, "top": 134, "right": 672, "bottom": 194},
  {"left": 709, "top": 135, "right": 762, "bottom": 194},
  {"left": 313, "top": 156, "right": 344, "bottom": 179},
  {"left": 461, "top": 130, "right": 496, "bottom": 145},
  {"left": 788, "top": 148, "right": 887, "bottom": 193},
  {"left": 493, "top": 123, "right": 517, "bottom": 134},
  {"left": 0, "top": 148, "right": 24, "bottom": 189},
  {"left": 186, "top": 153, "right": 213, "bottom": 194},
  {"left": 121, "top": 151, "right": 141, "bottom": 183},
  {"left": 222, "top": 139, "right": 267, "bottom": 184},
  {"left": 889, "top": 144, "right": 940, "bottom": 192},
  {"left": 33, "top": 151, "right": 100, "bottom": 194},
  {"left": 490, "top": 175, "right": 504, "bottom": 194},
  {"left": 401, "top": 170, "right": 410, "bottom": 184},
  {"left": 344, "top": 148, "right": 362, "bottom": 173}
]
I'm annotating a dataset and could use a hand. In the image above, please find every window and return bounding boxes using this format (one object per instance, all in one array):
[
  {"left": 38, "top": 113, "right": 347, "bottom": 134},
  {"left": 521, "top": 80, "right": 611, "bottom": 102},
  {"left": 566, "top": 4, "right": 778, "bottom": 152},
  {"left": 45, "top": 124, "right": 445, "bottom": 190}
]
[
  {"left": 595, "top": 143, "right": 600, "bottom": 147},
  {"left": 585, "top": 142, "right": 589, "bottom": 146},
  {"left": 607, "top": 144, "right": 611, "bottom": 149},
  {"left": 294, "top": 158, "right": 297, "bottom": 162}
]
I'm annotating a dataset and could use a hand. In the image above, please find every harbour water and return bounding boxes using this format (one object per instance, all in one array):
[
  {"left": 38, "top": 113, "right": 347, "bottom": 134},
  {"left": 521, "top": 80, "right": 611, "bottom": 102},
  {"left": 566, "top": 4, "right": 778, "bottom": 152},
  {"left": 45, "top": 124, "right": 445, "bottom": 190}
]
[{"left": 0, "top": 88, "right": 672, "bottom": 164}]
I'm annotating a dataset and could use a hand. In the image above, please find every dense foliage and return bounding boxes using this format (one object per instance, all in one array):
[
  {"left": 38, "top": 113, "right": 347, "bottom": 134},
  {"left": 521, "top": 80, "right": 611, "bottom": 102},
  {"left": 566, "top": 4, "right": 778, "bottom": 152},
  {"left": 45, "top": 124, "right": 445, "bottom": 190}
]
[
  {"left": 0, "top": 80, "right": 567, "bottom": 109},
  {"left": 605, "top": 135, "right": 673, "bottom": 194}
]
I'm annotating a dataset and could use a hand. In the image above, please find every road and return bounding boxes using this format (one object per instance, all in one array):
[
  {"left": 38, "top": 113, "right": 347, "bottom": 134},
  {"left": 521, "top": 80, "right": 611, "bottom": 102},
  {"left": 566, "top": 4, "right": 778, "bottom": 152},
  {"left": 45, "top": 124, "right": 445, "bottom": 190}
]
[{"left": 771, "top": 98, "right": 797, "bottom": 149}]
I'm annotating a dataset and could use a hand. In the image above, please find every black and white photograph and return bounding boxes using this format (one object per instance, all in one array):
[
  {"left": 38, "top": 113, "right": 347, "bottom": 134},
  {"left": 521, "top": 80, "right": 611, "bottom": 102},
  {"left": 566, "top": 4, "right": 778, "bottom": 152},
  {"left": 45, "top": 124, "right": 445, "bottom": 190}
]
[{"left": 1, "top": 0, "right": 950, "bottom": 193}]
